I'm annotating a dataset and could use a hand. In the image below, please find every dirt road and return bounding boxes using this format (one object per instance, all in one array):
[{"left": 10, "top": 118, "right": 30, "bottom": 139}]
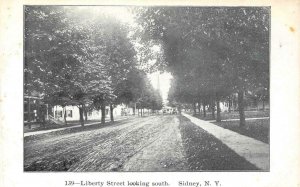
[
  {"left": 24, "top": 115, "right": 187, "bottom": 171},
  {"left": 24, "top": 115, "right": 258, "bottom": 171}
]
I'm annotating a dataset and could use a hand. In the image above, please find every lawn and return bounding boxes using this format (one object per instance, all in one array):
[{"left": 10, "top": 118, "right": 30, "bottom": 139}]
[
  {"left": 24, "top": 120, "right": 120, "bottom": 145},
  {"left": 24, "top": 120, "right": 102, "bottom": 133},
  {"left": 191, "top": 110, "right": 270, "bottom": 144},
  {"left": 194, "top": 110, "right": 269, "bottom": 121},
  {"left": 179, "top": 116, "right": 259, "bottom": 170},
  {"left": 212, "top": 119, "right": 269, "bottom": 144}
]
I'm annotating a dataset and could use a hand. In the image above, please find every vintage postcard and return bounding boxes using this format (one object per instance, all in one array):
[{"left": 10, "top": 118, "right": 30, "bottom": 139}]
[{"left": 0, "top": 0, "right": 299, "bottom": 187}]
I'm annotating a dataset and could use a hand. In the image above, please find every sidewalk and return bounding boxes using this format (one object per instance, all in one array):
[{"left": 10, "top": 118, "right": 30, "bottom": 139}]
[
  {"left": 24, "top": 116, "right": 130, "bottom": 137},
  {"left": 182, "top": 113, "right": 269, "bottom": 170}
]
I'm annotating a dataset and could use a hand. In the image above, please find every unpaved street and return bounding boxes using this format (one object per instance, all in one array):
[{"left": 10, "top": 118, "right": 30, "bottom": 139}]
[
  {"left": 24, "top": 115, "right": 187, "bottom": 171},
  {"left": 24, "top": 115, "right": 258, "bottom": 171}
]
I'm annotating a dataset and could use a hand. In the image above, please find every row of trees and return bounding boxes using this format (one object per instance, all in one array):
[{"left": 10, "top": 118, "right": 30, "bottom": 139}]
[
  {"left": 25, "top": 6, "right": 163, "bottom": 126},
  {"left": 135, "top": 7, "right": 269, "bottom": 127}
]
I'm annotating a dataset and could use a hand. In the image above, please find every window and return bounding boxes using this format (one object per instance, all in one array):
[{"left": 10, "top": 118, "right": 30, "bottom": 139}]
[
  {"left": 67, "top": 110, "right": 72, "bottom": 117},
  {"left": 88, "top": 111, "right": 93, "bottom": 116},
  {"left": 55, "top": 111, "right": 63, "bottom": 117}
]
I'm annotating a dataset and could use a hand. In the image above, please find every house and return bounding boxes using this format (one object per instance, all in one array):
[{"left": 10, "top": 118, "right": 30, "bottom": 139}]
[
  {"left": 24, "top": 92, "right": 135, "bottom": 124},
  {"left": 51, "top": 104, "right": 134, "bottom": 122}
]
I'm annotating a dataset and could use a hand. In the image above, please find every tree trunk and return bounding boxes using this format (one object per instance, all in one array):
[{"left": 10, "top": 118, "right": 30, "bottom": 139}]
[
  {"left": 84, "top": 107, "right": 88, "bottom": 121},
  {"left": 79, "top": 106, "right": 84, "bottom": 126},
  {"left": 110, "top": 104, "right": 114, "bottom": 122},
  {"left": 228, "top": 96, "right": 232, "bottom": 113},
  {"left": 262, "top": 100, "right": 265, "bottom": 111},
  {"left": 63, "top": 106, "right": 67, "bottom": 125},
  {"left": 42, "top": 110, "right": 46, "bottom": 128},
  {"left": 28, "top": 97, "right": 31, "bottom": 122},
  {"left": 37, "top": 100, "right": 45, "bottom": 128},
  {"left": 211, "top": 100, "right": 215, "bottom": 120},
  {"left": 101, "top": 103, "right": 106, "bottom": 124},
  {"left": 238, "top": 90, "right": 246, "bottom": 127},
  {"left": 37, "top": 99, "right": 41, "bottom": 123},
  {"left": 40, "top": 105, "right": 46, "bottom": 128},
  {"left": 54, "top": 105, "right": 57, "bottom": 119},
  {"left": 202, "top": 103, "right": 206, "bottom": 117},
  {"left": 216, "top": 95, "right": 221, "bottom": 122},
  {"left": 233, "top": 96, "right": 236, "bottom": 112},
  {"left": 197, "top": 102, "right": 201, "bottom": 115},
  {"left": 193, "top": 102, "right": 197, "bottom": 115},
  {"left": 27, "top": 98, "right": 32, "bottom": 129}
]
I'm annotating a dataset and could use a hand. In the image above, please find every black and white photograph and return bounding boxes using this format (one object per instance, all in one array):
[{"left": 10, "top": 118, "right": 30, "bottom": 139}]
[
  {"left": 23, "top": 6, "right": 270, "bottom": 172},
  {"left": 1, "top": 0, "right": 300, "bottom": 186}
]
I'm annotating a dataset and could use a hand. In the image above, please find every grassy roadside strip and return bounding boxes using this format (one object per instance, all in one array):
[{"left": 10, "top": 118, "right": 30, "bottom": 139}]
[
  {"left": 24, "top": 120, "right": 128, "bottom": 143},
  {"left": 212, "top": 119, "right": 269, "bottom": 144},
  {"left": 24, "top": 120, "right": 102, "bottom": 133},
  {"left": 178, "top": 116, "right": 259, "bottom": 171},
  {"left": 192, "top": 110, "right": 270, "bottom": 144},
  {"left": 194, "top": 110, "right": 269, "bottom": 121}
]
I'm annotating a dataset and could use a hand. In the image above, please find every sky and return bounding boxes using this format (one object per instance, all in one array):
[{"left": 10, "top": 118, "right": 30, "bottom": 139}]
[
  {"left": 148, "top": 72, "right": 173, "bottom": 103},
  {"left": 76, "top": 6, "right": 135, "bottom": 25}
]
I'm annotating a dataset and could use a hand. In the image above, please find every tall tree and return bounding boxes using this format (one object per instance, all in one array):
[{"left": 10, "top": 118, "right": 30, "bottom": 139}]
[
  {"left": 135, "top": 7, "right": 269, "bottom": 126},
  {"left": 25, "top": 6, "right": 139, "bottom": 125}
]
